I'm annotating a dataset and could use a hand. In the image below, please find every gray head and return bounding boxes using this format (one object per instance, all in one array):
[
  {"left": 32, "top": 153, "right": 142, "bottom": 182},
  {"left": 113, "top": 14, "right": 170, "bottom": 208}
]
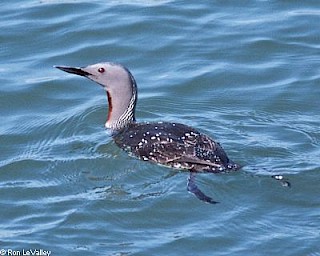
[{"left": 55, "top": 62, "right": 137, "bottom": 131}]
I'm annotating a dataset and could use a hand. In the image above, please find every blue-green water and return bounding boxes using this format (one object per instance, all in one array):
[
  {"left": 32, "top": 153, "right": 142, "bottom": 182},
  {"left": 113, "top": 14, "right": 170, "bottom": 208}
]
[{"left": 1, "top": 1, "right": 319, "bottom": 255}]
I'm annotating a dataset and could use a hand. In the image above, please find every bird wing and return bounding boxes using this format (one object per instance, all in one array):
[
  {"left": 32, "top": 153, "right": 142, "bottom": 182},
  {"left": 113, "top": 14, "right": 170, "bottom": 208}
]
[{"left": 134, "top": 132, "right": 228, "bottom": 172}]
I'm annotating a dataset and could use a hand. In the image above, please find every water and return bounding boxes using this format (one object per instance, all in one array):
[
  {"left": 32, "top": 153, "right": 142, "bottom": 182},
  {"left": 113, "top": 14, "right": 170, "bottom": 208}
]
[{"left": 1, "top": 1, "right": 319, "bottom": 255}]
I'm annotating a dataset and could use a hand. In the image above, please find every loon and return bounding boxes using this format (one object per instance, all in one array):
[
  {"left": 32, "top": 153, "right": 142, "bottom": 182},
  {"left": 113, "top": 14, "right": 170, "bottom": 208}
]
[{"left": 55, "top": 62, "right": 240, "bottom": 203}]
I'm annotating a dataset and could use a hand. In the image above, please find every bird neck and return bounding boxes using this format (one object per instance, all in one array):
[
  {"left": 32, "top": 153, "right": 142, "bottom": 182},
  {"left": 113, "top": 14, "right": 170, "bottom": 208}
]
[{"left": 105, "top": 76, "right": 137, "bottom": 131}]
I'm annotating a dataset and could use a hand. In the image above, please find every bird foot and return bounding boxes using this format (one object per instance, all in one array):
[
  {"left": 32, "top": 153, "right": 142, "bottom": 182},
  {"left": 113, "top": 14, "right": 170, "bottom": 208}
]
[{"left": 187, "top": 172, "right": 218, "bottom": 204}]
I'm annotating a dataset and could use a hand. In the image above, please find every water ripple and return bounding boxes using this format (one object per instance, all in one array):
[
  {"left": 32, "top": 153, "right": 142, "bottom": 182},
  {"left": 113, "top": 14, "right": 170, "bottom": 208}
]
[{"left": 1, "top": 1, "right": 319, "bottom": 255}]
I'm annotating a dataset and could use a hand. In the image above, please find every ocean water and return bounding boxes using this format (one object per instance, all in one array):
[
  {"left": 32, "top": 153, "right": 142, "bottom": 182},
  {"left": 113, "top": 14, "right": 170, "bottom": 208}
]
[{"left": 0, "top": 1, "right": 319, "bottom": 255}]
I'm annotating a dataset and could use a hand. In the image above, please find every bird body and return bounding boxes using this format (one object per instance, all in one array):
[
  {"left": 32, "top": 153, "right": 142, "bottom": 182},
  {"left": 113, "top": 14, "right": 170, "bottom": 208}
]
[
  {"left": 114, "top": 121, "right": 238, "bottom": 173},
  {"left": 55, "top": 62, "right": 240, "bottom": 203}
]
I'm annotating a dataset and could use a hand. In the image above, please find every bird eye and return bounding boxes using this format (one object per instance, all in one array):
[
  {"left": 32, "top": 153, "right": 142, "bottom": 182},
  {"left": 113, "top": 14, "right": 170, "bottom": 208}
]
[{"left": 98, "top": 67, "right": 105, "bottom": 73}]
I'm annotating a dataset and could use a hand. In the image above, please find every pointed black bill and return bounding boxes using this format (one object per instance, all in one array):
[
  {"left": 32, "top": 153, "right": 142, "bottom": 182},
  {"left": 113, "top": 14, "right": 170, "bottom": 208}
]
[{"left": 54, "top": 65, "right": 91, "bottom": 77}]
